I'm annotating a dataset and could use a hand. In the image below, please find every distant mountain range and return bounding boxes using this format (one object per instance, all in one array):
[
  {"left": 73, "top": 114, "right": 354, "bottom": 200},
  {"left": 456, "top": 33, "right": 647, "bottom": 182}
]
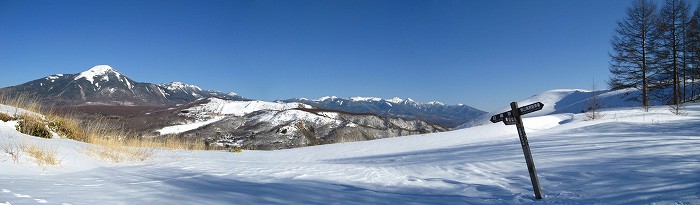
[
  {"left": 0, "top": 65, "right": 485, "bottom": 128},
  {"left": 0, "top": 65, "right": 244, "bottom": 106},
  {"left": 280, "top": 96, "right": 485, "bottom": 128}
]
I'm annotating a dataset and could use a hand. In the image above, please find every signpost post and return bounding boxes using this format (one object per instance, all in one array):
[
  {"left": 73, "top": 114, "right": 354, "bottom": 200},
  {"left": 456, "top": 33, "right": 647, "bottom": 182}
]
[{"left": 491, "top": 102, "right": 544, "bottom": 200}]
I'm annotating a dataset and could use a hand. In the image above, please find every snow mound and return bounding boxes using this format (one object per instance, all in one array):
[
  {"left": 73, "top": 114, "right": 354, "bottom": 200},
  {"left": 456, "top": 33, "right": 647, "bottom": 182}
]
[{"left": 0, "top": 104, "right": 38, "bottom": 117}]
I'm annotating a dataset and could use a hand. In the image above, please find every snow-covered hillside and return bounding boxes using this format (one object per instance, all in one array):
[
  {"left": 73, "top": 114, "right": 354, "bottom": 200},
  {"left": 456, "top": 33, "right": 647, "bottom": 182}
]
[
  {"left": 157, "top": 98, "right": 445, "bottom": 149},
  {"left": 157, "top": 98, "right": 309, "bottom": 135},
  {"left": 458, "top": 88, "right": 650, "bottom": 128},
  {"left": 2, "top": 95, "right": 700, "bottom": 204},
  {"left": 187, "top": 98, "right": 308, "bottom": 117}
]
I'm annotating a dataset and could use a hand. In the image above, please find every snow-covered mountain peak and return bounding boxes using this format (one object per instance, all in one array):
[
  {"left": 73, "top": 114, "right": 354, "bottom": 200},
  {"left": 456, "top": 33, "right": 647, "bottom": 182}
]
[
  {"left": 86, "top": 65, "right": 115, "bottom": 73},
  {"left": 2, "top": 65, "right": 248, "bottom": 107},
  {"left": 318, "top": 96, "right": 338, "bottom": 101},
  {"left": 388, "top": 97, "right": 404, "bottom": 103},
  {"left": 74, "top": 65, "right": 123, "bottom": 84},
  {"left": 162, "top": 82, "right": 202, "bottom": 91}
]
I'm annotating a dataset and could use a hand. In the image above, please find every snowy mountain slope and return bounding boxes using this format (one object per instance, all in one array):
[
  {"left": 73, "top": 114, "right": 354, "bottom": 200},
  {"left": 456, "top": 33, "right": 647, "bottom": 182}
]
[
  {"left": 2, "top": 100, "right": 699, "bottom": 204},
  {"left": 188, "top": 98, "right": 307, "bottom": 117},
  {"left": 0, "top": 65, "right": 244, "bottom": 107},
  {"left": 157, "top": 98, "right": 310, "bottom": 135},
  {"left": 157, "top": 98, "right": 446, "bottom": 149},
  {"left": 281, "top": 96, "right": 485, "bottom": 128},
  {"left": 457, "top": 88, "right": 649, "bottom": 128}
]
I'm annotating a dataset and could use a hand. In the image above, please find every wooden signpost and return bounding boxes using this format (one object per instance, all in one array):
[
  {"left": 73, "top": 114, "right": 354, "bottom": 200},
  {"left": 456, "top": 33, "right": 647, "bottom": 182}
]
[{"left": 490, "top": 102, "right": 544, "bottom": 200}]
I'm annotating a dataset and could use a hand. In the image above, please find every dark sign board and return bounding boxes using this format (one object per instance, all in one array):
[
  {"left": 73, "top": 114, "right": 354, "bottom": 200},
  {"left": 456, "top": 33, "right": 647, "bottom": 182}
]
[
  {"left": 518, "top": 102, "right": 544, "bottom": 116},
  {"left": 490, "top": 102, "right": 544, "bottom": 124}
]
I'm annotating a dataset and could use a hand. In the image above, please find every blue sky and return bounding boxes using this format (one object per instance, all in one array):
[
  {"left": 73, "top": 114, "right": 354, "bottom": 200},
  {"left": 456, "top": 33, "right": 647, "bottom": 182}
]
[{"left": 0, "top": 0, "right": 633, "bottom": 111}]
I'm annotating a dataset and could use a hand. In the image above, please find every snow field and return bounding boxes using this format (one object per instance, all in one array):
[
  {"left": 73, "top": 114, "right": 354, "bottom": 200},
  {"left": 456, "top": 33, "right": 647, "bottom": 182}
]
[{"left": 1, "top": 100, "right": 700, "bottom": 204}]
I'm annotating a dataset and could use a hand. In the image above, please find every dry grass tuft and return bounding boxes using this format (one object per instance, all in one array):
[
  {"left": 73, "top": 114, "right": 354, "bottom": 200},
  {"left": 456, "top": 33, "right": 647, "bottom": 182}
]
[
  {"left": 20, "top": 141, "right": 60, "bottom": 167},
  {"left": 0, "top": 112, "right": 15, "bottom": 122},
  {"left": 139, "top": 136, "right": 207, "bottom": 151},
  {"left": 83, "top": 137, "right": 154, "bottom": 163},
  {"left": 15, "top": 113, "right": 52, "bottom": 138},
  {"left": 1, "top": 140, "right": 22, "bottom": 163},
  {"left": 0, "top": 93, "right": 44, "bottom": 113},
  {"left": 47, "top": 115, "right": 85, "bottom": 142},
  {"left": 81, "top": 131, "right": 208, "bottom": 163}
]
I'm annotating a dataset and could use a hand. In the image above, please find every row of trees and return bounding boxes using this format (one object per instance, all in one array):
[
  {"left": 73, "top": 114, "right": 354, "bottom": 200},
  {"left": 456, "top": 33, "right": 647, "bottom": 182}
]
[{"left": 609, "top": 0, "right": 700, "bottom": 112}]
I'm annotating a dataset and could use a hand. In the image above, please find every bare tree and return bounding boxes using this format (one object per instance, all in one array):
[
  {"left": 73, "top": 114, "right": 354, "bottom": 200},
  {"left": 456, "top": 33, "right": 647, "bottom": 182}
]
[
  {"left": 586, "top": 80, "right": 603, "bottom": 121},
  {"left": 687, "top": 4, "right": 700, "bottom": 100},
  {"left": 655, "top": 0, "right": 690, "bottom": 111},
  {"left": 609, "top": 0, "right": 658, "bottom": 112}
]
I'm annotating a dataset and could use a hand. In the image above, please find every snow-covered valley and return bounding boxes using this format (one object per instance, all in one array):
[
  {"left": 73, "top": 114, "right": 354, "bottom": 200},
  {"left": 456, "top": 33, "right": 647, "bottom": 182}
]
[{"left": 2, "top": 90, "right": 700, "bottom": 204}]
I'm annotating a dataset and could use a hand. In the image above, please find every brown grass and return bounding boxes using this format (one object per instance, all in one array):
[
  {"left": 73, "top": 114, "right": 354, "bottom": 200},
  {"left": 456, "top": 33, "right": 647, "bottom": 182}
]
[
  {"left": 20, "top": 141, "right": 60, "bottom": 167},
  {"left": 83, "top": 136, "right": 207, "bottom": 163},
  {"left": 83, "top": 137, "right": 154, "bottom": 163},
  {"left": 1, "top": 94, "right": 213, "bottom": 163},
  {"left": 0, "top": 112, "right": 15, "bottom": 122},
  {"left": 0, "top": 93, "right": 44, "bottom": 113},
  {"left": 15, "top": 113, "right": 52, "bottom": 138},
  {"left": 78, "top": 124, "right": 208, "bottom": 163}
]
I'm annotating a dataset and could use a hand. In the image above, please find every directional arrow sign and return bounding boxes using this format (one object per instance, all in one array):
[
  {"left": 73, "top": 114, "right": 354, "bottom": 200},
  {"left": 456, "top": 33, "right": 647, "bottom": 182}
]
[
  {"left": 489, "top": 101, "right": 545, "bottom": 199},
  {"left": 518, "top": 102, "right": 544, "bottom": 116},
  {"left": 490, "top": 102, "right": 544, "bottom": 124},
  {"left": 490, "top": 111, "right": 512, "bottom": 123}
]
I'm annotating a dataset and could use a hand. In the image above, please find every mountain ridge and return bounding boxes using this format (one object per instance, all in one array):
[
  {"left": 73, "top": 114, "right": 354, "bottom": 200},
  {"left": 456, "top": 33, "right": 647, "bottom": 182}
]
[
  {"left": 0, "top": 65, "right": 244, "bottom": 107},
  {"left": 279, "top": 96, "right": 485, "bottom": 128}
]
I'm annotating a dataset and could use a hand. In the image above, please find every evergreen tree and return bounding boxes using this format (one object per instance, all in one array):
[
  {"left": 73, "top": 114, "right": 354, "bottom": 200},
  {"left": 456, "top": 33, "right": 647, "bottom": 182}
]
[{"left": 609, "top": 0, "right": 658, "bottom": 111}]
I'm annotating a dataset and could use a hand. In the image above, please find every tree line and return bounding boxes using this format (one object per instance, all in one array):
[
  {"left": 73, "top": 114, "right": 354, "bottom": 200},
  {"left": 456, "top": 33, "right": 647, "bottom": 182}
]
[{"left": 609, "top": 0, "right": 700, "bottom": 112}]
